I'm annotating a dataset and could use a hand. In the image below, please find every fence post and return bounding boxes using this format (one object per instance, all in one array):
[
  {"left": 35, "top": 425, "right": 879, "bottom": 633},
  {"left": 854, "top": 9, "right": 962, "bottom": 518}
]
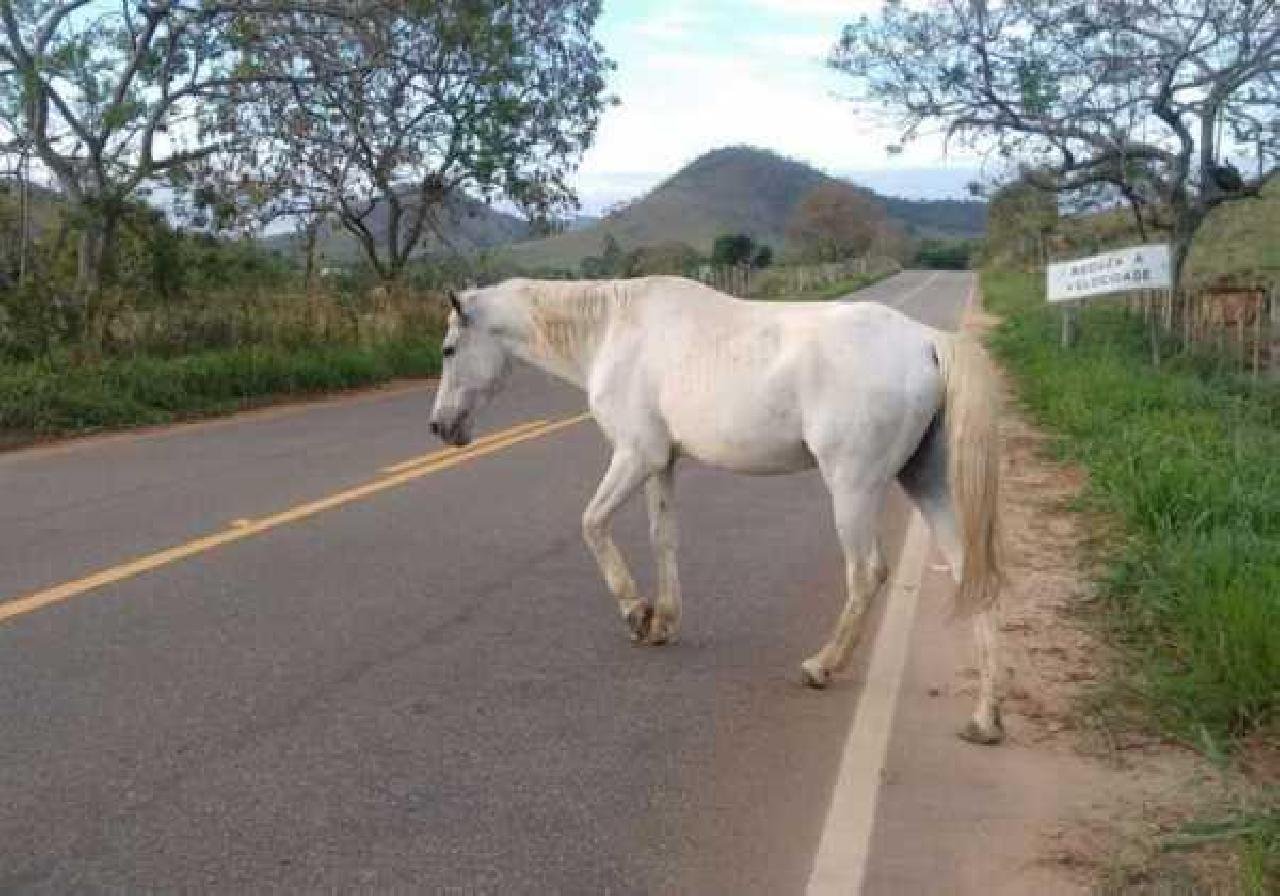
[
  {"left": 1147, "top": 290, "right": 1161, "bottom": 369},
  {"left": 1237, "top": 300, "right": 1247, "bottom": 373},
  {"left": 1253, "top": 289, "right": 1263, "bottom": 381},
  {"left": 1181, "top": 288, "right": 1191, "bottom": 350}
]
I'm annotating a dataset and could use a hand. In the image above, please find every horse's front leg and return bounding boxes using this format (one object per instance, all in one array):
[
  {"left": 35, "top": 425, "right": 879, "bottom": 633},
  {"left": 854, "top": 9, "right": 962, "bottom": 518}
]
[
  {"left": 644, "top": 464, "right": 680, "bottom": 646},
  {"left": 582, "top": 448, "right": 654, "bottom": 641}
]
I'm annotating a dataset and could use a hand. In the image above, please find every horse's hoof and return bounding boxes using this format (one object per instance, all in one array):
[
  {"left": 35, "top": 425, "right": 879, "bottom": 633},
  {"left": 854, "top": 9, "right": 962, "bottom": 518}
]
[
  {"left": 800, "top": 659, "right": 830, "bottom": 689},
  {"left": 625, "top": 603, "right": 654, "bottom": 643},
  {"left": 958, "top": 717, "right": 1004, "bottom": 746},
  {"left": 644, "top": 614, "right": 676, "bottom": 646}
]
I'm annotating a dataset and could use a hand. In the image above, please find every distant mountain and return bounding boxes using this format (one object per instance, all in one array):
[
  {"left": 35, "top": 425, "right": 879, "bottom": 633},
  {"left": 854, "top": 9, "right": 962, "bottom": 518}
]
[
  {"left": 504, "top": 146, "right": 986, "bottom": 271},
  {"left": 879, "top": 195, "right": 987, "bottom": 238},
  {"left": 265, "top": 192, "right": 534, "bottom": 263}
]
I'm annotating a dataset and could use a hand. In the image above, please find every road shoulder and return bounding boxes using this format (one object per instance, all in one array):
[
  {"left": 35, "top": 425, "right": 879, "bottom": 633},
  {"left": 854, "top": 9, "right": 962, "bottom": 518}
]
[{"left": 853, "top": 307, "right": 1257, "bottom": 894}]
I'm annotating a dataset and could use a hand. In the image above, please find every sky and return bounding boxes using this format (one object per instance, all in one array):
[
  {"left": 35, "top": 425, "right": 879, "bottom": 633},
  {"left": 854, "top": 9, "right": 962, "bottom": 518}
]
[{"left": 571, "top": 0, "right": 986, "bottom": 214}]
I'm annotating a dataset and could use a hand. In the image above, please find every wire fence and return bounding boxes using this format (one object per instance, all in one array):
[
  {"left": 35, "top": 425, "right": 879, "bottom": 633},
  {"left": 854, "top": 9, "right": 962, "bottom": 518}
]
[{"left": 1062, "top": 282, "right": 1278, "bottom": 381}]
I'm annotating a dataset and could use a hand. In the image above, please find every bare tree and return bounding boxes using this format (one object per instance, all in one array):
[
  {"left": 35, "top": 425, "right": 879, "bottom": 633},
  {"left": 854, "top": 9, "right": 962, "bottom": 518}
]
[
  {"left": 786, "top": 181, "right": 887, "bottom": 262},
  {"left": 832, "top": 0, "right": 1279, "bottom": 281},
  {"left": 984, "top": 173, "right": 1059, "bottom": 269},
  {"left": 240, "top": 0, "right": 612, "bottom": 284}
]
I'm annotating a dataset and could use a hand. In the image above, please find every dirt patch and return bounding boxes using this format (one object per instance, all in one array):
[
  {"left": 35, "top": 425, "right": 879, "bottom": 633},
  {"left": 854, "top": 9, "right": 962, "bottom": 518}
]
[{"left": 982, "top": 321, "right": 1267, "bottom": 893}]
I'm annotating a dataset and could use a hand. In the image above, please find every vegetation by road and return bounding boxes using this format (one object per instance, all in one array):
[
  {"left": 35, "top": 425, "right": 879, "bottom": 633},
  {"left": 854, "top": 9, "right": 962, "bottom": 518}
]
[
  {"left": 0, "top": 339, "right": 441, "bottom": 444},
  {"left": 982, "top": 270, "right": 1277, "bottom": 747},
  {"left": 982, "top": 268, "right": 1277, "bottom": 889},
  {"left": 761, "top": 269, "right": 896, "bottom": 302}
]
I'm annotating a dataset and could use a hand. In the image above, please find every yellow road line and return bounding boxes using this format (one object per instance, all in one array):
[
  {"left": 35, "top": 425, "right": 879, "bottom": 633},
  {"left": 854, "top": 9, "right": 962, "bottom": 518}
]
[
  {"left": 380, "top": 419, "right": 549, "bottom": 473},
  {"left": 0, "top": 412, "right": 591, "bottom": 626}
]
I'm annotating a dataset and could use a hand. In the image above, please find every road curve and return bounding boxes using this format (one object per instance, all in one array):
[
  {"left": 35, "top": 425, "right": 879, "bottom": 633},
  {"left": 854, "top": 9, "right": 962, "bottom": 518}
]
[{"left": 0, "top": 271, "right": 971, "bottom": 893}]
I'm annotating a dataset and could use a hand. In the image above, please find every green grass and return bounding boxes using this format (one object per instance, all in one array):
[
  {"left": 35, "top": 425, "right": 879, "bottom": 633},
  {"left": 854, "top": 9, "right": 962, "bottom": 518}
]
[
  {"left": 0, "top": 340, "right": 441, "bottom": 440},
  {"left": 803, "top": 270, "right": 896, "bottom": 300},
  {"left": 753, "top": 268, "right": 897, "bottom": 302},
  {"left": 1165, "top": 805, "right": 1280, "bottom": 894},
  {"left": 981, "top": 269, "right": 1279, "bottom": 745}
]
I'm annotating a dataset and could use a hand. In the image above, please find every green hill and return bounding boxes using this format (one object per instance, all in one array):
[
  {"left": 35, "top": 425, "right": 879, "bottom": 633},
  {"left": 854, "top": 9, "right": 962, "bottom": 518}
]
[{"left": 503, "top": 146, "right": 986, "bottom": 271}]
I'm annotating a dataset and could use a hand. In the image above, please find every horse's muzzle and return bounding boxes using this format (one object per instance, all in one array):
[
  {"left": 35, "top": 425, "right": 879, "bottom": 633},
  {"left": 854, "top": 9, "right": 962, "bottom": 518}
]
[{"left": 430, "top": 418, "right": 472, "bottom": 446}]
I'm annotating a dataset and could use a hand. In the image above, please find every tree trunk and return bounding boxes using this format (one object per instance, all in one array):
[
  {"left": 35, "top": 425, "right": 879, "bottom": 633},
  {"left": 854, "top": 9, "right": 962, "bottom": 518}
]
[
  {"left": 73, "top": 209, "right": 120, "bottom": 347},
  {"left": 17, "top": 149, "right": 30, "bottom": 288},
  {"left": 74, "top": 210, "right": 120, "bottom": 298},
  {"left": 1166, "top": 187, "right": 1202, "bottom": 292},
  {"left": 302, "top": 220, "right": 321, "bottom": 293}
]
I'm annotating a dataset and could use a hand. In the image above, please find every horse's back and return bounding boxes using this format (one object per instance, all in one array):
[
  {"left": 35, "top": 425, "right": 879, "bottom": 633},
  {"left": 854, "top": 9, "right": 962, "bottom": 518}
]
[{"left": 622, "top": 282, "right": 942, "bottom": 474}]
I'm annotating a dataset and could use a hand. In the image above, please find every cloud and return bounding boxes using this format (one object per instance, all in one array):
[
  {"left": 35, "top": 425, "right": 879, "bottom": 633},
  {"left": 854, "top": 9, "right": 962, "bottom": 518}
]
[
  {"left": 570, "top": 0, "right": 982, "bottom": 207},
  {"left": 579, "top": 47, "right": 977, "bottom": 181},
  {"left": 629, "top": 8, "right": 704, "bottom": 42},
  {"left": 740, "top": 32, "right": 836, "bottom": 62},
  {"left": 744, "top": 0, "right": 880, "bottom": 15}
]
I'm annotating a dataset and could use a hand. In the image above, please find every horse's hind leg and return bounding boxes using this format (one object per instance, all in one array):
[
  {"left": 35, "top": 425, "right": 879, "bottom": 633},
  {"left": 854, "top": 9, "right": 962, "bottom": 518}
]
[
  {"left": 898, "top": 423, "right": 1004, "bottom": 744},
  {"left": 801, "top": 481, "right": 890, "bottom": 688},
  {"left": 965, "top": 609, "right": 1003, "bottom": 744},
  {"left": 583, "top": 448, "right": 654, "bottom": 641},
  {"left": 644, "top": 464, "right": 680, "bottom": 645}
]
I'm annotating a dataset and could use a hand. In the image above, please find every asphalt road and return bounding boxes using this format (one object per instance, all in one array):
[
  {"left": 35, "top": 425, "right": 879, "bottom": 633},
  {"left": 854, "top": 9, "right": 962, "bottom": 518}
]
[{"left": 0, "top": 270, "right": 970, "bottom": 894}]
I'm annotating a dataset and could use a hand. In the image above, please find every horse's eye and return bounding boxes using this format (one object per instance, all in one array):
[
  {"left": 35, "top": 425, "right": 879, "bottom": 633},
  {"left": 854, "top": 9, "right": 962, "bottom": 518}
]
[{"left": 442, "top": 346, "right": 456, "bottom": 358}]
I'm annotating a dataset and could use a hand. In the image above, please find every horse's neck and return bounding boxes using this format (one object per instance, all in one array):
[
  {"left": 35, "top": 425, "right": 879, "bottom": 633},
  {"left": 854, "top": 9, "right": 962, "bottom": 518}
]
[
  {"left": 507, "top": 332, "right": 596, "bottom": 389},
  {"left": 500, "top": 285, "right": 621, "bottom": 390}
]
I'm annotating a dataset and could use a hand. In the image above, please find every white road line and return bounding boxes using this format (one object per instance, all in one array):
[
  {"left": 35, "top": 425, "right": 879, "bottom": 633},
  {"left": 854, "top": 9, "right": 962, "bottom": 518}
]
[{"left": 805, "top": 510, "right": 930, "bottom": 896}]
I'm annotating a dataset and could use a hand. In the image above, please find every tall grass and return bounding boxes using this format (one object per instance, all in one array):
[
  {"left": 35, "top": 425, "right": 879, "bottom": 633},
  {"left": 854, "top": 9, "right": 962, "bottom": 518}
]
[
  {"left": 982, "top": 270, "right": 1278, "bottom": 745},
  {"left": 0, "top": 340, "right": 442, "bottom": 439}
]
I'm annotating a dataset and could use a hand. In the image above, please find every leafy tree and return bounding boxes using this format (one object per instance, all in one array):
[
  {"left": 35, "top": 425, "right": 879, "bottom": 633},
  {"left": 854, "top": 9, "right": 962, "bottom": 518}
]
[
  {"left": 752, "top": 244, "right": 773, "bottom": 269},
  {"left": 711, "top": 232, "right": 756, "bottom": 267},
  {"left": 600, "top": 233, "right": 623, "bottom": 273},
  {"left": 915, "top": 238, "right": 977, "bottom": 270},
  {"left": 832, "top": 0, "right": 1280, "bottom": 282},
  {"left": 786, "top": 181, "right": 885, "bottom": 262},
  {"left": 240, "top": 0, "right": 612, "bottom": 284},
  {"left": 869, "top": 219, "right": 913, "bottom": 264},
  {"left": 0, "top": 1, "right": 300, "bottom": 300},
  {"left": 623, "top": 240, "right": 700, "bottom": 276}
]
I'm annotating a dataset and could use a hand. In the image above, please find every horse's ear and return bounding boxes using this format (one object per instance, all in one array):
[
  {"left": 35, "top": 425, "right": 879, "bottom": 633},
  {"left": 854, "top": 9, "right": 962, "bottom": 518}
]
[{"left": 448, "top": 290, "right": 469, "bottom": 325}]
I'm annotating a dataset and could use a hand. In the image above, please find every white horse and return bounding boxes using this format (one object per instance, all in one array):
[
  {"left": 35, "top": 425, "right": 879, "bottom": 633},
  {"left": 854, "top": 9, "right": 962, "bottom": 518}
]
[{"left": 429, "top": 276, "right": 1004, "bottom": 744}]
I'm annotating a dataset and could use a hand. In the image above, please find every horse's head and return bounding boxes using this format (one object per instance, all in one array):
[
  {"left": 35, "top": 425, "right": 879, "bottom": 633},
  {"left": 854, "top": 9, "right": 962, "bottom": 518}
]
[{"left": 429, "top": 289, "right": 511, "bottom": 446}]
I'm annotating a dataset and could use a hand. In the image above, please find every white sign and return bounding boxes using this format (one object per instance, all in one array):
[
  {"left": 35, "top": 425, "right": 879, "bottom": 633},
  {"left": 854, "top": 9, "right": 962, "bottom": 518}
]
[{"left": 1046, "top": 244, "right": 1172, "bottom": 302}]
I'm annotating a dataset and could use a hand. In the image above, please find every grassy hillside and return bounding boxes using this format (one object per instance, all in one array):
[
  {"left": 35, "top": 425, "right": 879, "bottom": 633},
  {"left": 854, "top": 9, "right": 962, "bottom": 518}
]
[
  {"left": 1185, "top": 176, "right": 1280, "bottom": 286},
  {"left": 503, "top": 146, "right": 986, "bottom": 271}
]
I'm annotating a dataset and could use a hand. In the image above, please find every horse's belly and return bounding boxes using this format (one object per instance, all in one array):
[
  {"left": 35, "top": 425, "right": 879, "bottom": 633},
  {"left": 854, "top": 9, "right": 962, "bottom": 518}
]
[
  {"left": 680, "top": 437, "right": 816, "bottom": 474},
  {"left": 667, "top": 405, "right": 814, "bottom": 474}
]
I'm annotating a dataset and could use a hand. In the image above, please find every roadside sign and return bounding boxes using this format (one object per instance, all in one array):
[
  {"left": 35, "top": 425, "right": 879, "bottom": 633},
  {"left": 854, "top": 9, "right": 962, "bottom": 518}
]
[{"left": 1046, "top": 244, "right": 1172, "bottom": 302}]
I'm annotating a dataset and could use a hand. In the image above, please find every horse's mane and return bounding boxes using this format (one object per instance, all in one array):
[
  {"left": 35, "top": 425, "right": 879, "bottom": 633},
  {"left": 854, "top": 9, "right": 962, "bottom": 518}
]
[{"left": 519, "top": 279, "right": 642, "bottom": 364}]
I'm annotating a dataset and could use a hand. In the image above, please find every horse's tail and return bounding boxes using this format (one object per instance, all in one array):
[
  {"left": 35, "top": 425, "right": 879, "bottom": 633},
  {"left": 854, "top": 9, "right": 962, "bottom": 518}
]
[{"left": 934, "top": 333, "right": 1003, "bottom": 616}]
